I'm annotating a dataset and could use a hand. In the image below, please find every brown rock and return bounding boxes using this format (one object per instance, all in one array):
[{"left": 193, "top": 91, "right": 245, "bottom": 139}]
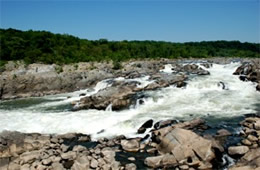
[
  {"left": 216, "top": 129, "right": 232, "bottom": 137},
  {"left": 144, "top": 154, "right": 177, "bottom": 168},
  {"left": 121, "top": 139, "right": 140, "bottom": 152},
  {"left": 125, "top": 163, "right": 137, "bottom": 170},
  {"left": 242, "top": 139, "right": 252, "bottom": 146},
  {"left": 71, "top": 155, "right": 90, "bottom": 170},
  {"left": 157, "top": 128, "right": 215, "bottom": 163},
  {"left": 228, "top": 146, "right": 249, "bottom": 156}
]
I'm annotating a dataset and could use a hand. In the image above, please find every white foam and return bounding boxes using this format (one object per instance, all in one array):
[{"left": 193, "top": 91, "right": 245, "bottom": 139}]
[{"left": 0, "top": 62, "right": 259, "bottom": 140}]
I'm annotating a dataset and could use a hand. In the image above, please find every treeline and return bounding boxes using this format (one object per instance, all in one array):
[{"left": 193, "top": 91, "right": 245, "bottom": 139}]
[{"left": 0, "top": 28, "right": 259, "bottom": 65}]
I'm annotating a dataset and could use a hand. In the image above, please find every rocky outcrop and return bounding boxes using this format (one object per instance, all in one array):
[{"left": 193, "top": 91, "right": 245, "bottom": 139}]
[
  {"left": 2, "top": 117, "right": 259, "bottom": 170},
  {"left": 0, "top": 58, "right": 230, "bottom": 100},
  {"left": 228, "top": 116, "right": 260, "bottom": 170},
  {"left": 73, "top": 74, "right": 187, "bottom": 111},
  {"left": 233, "top": 59, "right": 260, "bottom": 91},
  {"left": 0, "top": 62, "right": 114, "bottom": 100},
  {"left": 144, "top": 127, "right": 215, "bottom": 169}
]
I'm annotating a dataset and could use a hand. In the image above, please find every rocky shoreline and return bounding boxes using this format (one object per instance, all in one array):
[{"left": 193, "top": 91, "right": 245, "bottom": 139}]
[
  {"left": 1, "top": 116, "right": 260, "bottom": 170},
  {"left": 1, "top": 58, "right": 259, "bottom": 101},
  {"left": 0, "top": 57, "right": 260, "bottom": 170}
]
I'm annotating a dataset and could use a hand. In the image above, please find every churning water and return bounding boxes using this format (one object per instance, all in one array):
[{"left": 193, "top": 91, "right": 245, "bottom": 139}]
[{"left": 0, "top": 62, "right": 259, "bottom": 139}]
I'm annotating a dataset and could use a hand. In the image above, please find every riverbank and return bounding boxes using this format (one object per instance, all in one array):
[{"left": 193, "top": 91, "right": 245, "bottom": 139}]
[
  {"left": 0, "top": 57, "right": 259, "bottom": 100},
  {"left": 1, "top": 116, "right": 259, "bottom": 170}
]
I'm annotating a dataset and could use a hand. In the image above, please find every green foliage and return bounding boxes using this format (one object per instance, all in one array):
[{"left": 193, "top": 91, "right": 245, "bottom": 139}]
[
  {"left": 112, "top": 60, "right": 122, "bottom": 70},
  {"left": 0, "top": 28, "right": 259, "bottom": 65},
  {"left": 55, "top": 65, "right": 63, "bottom": 74}
]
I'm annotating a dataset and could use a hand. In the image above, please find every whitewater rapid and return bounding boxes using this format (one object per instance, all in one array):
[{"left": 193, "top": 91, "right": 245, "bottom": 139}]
[{"left": 0, "top": 62, "right": 259, "bottom": 139}]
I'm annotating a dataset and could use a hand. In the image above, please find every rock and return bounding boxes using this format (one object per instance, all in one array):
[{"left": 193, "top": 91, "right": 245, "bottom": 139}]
[
  {"left": 229, "top": 148, "right": 260, "bottom": 170},
  {"left": 254, "top": 120, "right": 260, "bottom": 130},
  {"left": 8, "top": 161, "right": 20, "bottom": 170},
  {"left": 73, "top": 145, "right": 86, "bottom": 152},
  {"left": 144, "top": 154, "right": 177, "bottom": 168},
  {"left": 128, "top": 157, "right": 136, "bottom": 161},
  {"left": 71, "top": 155, "right": 90, "bottom": 170},
  {"left": 179, "top": 165, "right": 189, "bottom": 170},
  {"left": 228, "top": 146, "right": 249, "bottom": 156},
  {"left": 101, "top": 148, "right": 116, "bottom": 163},
  {"left": 121, "top": 139, "right": 140, "bottom": 152},
  {"left": 60, "top": 144, "right": 69, "bottom": 152},
  {"left": 61, "top": 151, "right": 76, "bottom": 160},
  {"left": 125, "top": 163, "right": 137, "bottom": 170},
  {"left": 90, "top": 158, "right": 98, "bottom": 169},
  {"left": 20, "top": 150, "right": 41, "bottom": 164},
  {"left": 20, "top": 164, "right": 30, "bottom": 170},
  {"left": 247, "top": 134, "right": 258, "bottom": 142},
  {"left": 216, "top": 129, "right": 232, "bottom": 137},
  {"left": 154, "top": 119, "right": 177, "bottom": 130},
  {"left": 137, "top": 119, "right": 153, "bottom": 134},
  {"left": 52, "top": 162, "right": 65, "bottom": 170},
  {"left": 144, "top": 155, "right": 164, "bottom": 168},
  {"left": 242, "top": 139, "right": 252, "bottom": 146},
  {"left": 156, "top": 128, "right": 215, "bottom": 163},
  {"left": 42, "top": 158, "right": 52, "bottom": 165},
  {"left": 257, "top": 83, "right": 260, "bottom": 92}
]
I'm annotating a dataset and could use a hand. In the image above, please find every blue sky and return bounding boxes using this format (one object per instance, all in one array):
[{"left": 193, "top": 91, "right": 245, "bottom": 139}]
[{"left": 0, "top": 0, "right": 259, "bottom": 43}]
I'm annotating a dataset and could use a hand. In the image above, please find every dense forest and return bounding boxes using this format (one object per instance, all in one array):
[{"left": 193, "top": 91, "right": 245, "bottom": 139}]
[{"left": 0, "top": 28, "right": 259, "bottom": 66}]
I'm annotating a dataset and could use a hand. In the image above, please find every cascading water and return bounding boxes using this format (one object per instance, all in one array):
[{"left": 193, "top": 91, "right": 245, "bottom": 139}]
[{"left": 0, "top": 62, "right": 259, "bottom": 140}]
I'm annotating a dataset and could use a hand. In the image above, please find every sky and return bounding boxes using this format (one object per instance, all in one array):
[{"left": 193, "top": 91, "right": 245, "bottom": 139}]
[{"left": 0, "top": 0, "right": 259, "bottom": 43}]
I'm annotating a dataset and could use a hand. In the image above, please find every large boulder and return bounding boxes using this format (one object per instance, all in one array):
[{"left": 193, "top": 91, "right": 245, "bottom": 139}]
[{"left": 154, "top": 128, "right": 215, "bottom": 167}]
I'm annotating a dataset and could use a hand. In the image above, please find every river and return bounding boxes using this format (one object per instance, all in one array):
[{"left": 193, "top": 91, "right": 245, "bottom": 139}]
[{"left": 0, "top": 62, "right": 259, "bottom": 140}]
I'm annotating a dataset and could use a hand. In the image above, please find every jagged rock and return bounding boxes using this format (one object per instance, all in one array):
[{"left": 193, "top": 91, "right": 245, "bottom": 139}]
[
  {"left": 121, "top": 139, "right": 140, "bottom": 152},
  {"left": 229, "top": 148, "right": 260, "bottom": 170},
  {"left": 156, "top": 128, "right": 215, "bottom": 164},
  {"left": 228, "top": 146, "right": 249, "bottom": 156},
  {"left": 137, "top": 119, "right": 153, "bottom": 134}
]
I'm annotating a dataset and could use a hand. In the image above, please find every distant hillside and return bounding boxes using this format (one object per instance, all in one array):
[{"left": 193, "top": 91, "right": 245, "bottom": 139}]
[{"left": 0, "top": 28, "right": 259, "bottom": 65}]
